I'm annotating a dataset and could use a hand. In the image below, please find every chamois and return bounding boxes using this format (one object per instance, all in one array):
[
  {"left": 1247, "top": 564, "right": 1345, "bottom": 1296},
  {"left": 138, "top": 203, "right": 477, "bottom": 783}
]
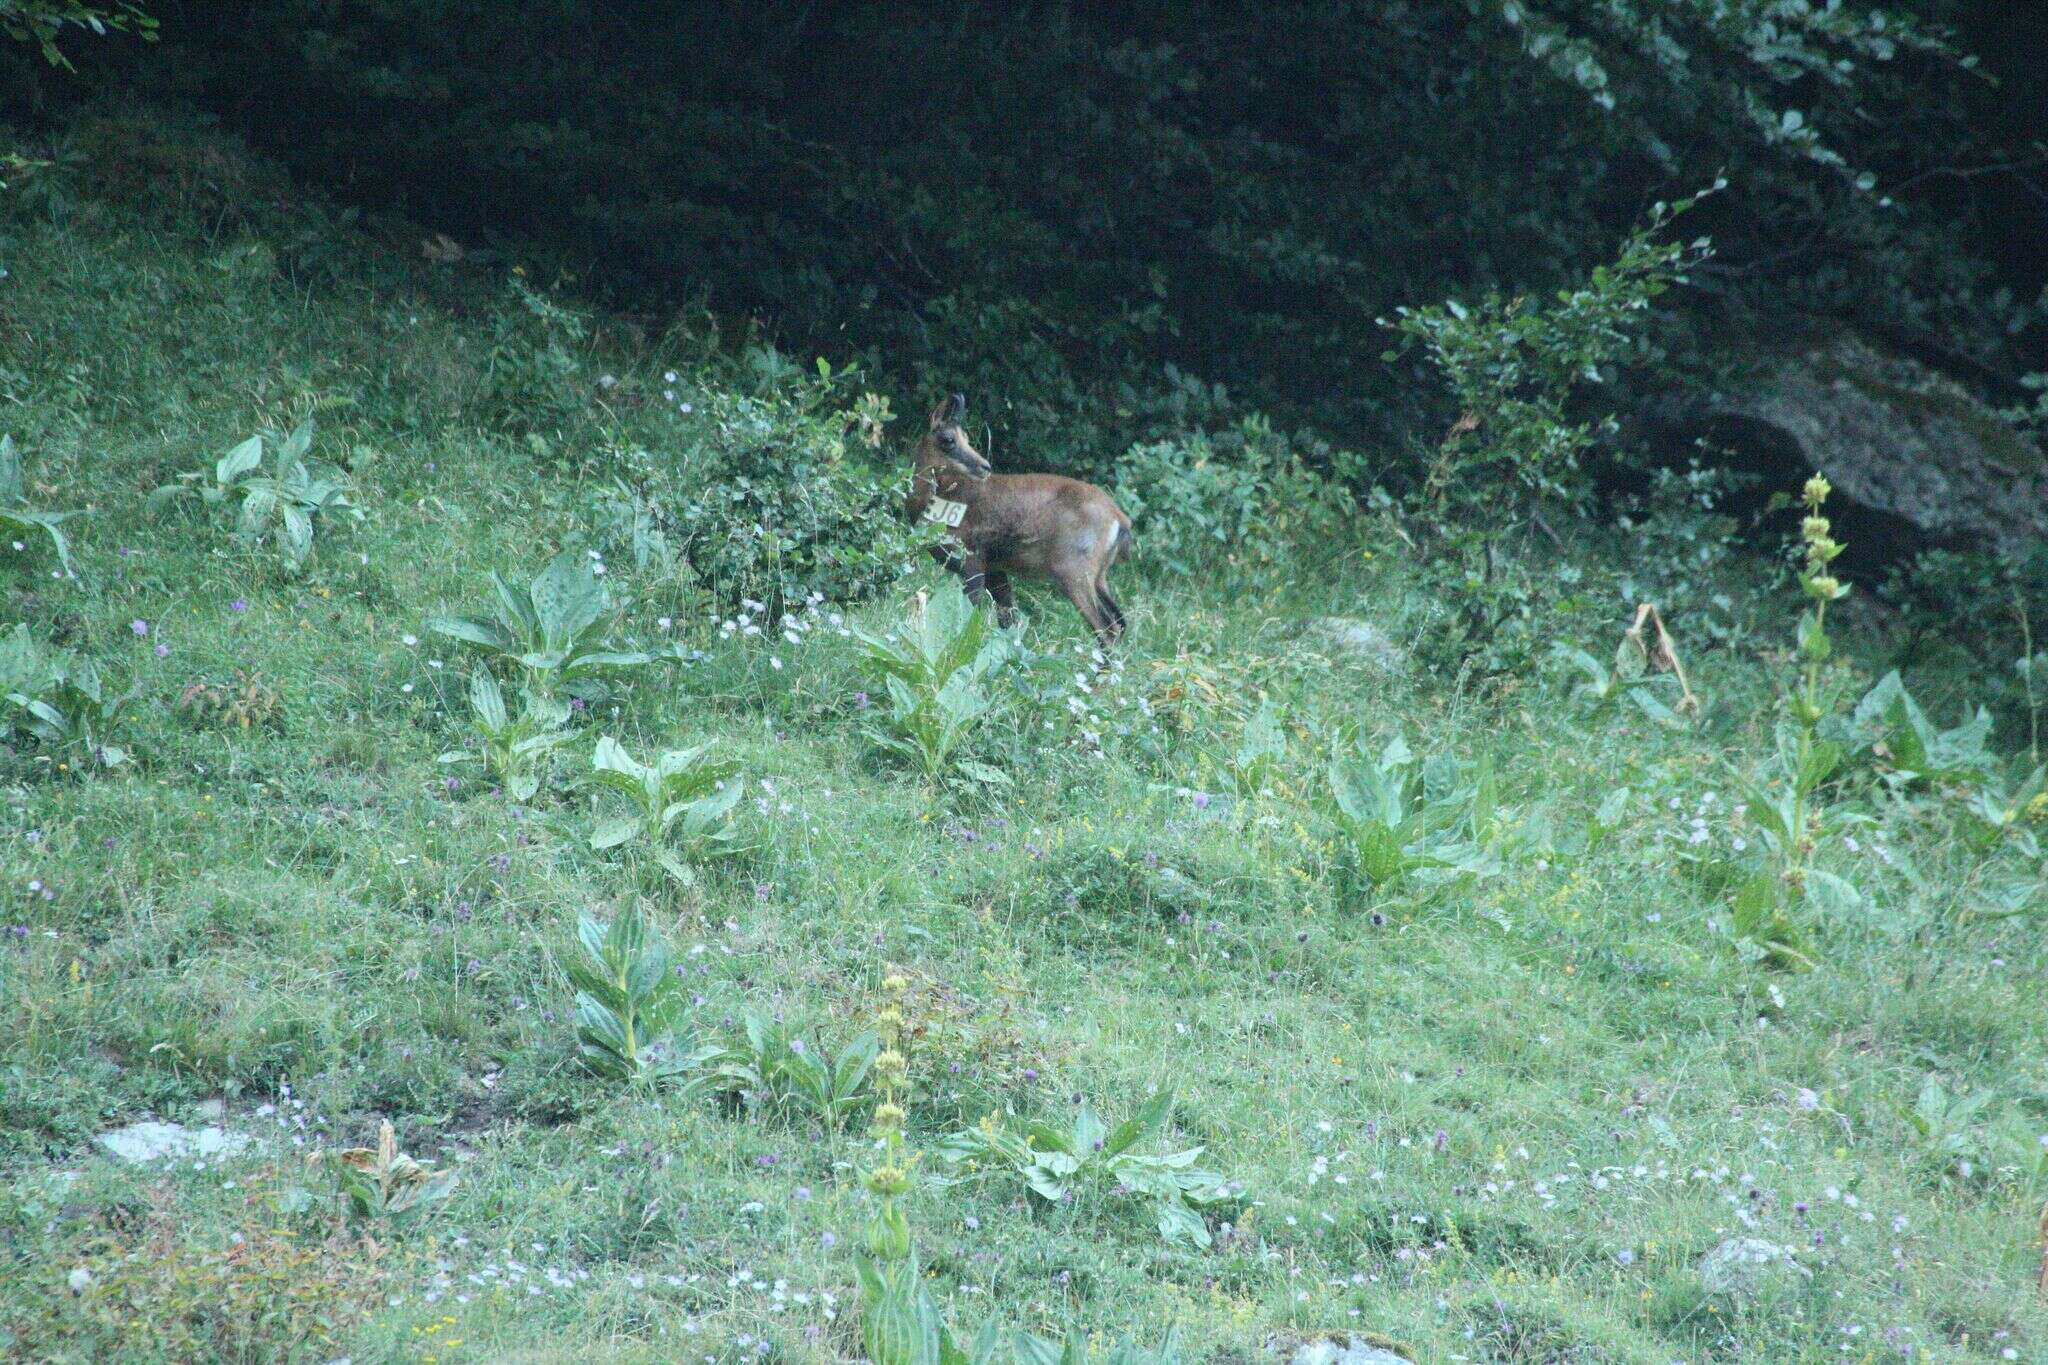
[{"left": 904, "top": 394, "right": 1134, "bottom": 646}]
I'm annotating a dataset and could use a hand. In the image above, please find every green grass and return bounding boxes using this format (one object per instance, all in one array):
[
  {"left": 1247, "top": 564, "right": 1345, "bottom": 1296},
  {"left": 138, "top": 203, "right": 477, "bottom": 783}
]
[{"left": 3, "top": 116, "right": 2047, "bottom": 1364}]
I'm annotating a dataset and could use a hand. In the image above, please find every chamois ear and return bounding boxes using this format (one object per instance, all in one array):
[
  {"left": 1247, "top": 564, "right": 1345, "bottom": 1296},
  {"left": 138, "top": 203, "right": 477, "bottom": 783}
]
[{"left": 927, "top": 398, "right": 953, "bottom": 429}]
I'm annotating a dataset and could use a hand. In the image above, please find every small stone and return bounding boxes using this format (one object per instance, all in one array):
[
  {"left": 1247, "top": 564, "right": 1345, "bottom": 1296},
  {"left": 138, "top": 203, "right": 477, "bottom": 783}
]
[
  {"left": 1304, "top": 618, "right": 1406, "bottom": 672},
  {"left": 1284, "top": 1336, "right": 1413, "bottom": 1365},
  {"left": 1697, "top": 1236, "right": 1809, "bottom": 1298},
  {"left": 95, "top": 1121, "right": 258, "bottom": 1164}
]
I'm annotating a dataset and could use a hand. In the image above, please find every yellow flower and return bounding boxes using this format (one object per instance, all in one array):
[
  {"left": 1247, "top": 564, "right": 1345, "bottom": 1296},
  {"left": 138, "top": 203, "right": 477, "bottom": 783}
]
[{"left": 1802, "top": 473, "right": 1832, "bottom": 508}]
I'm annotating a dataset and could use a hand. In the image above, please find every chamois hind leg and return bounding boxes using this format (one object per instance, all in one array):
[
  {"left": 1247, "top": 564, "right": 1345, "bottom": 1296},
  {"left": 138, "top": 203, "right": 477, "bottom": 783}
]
[
  {"left": 1095, "top": 586, "right": 1126, "bottom": 644},
  {"left": 1053, "top": 567, "right": 1117, "bottom": 648}
]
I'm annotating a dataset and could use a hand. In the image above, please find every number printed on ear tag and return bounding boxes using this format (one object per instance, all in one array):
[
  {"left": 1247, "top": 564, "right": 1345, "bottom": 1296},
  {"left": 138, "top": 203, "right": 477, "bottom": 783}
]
[{"left": 924, "top": 497, "right": 968, "bottom": 528}]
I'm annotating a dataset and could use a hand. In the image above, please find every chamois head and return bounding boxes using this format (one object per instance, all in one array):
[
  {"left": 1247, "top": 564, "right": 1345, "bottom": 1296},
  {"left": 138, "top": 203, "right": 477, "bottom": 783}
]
[{"left": 921, "top": 393, "right": 993, "bottom": 481}]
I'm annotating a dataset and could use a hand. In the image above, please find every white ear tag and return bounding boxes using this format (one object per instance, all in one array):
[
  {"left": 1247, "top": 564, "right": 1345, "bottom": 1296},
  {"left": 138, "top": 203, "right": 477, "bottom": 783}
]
[{"left": 924, "top": 497, "right": 968, "bottom": 528}]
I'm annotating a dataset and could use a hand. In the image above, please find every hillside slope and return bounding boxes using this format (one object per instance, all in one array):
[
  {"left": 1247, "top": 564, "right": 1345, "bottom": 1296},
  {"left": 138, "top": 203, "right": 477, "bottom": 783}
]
[{"left": 3, "top": 118, "right": 2046, "bottom": 1363}]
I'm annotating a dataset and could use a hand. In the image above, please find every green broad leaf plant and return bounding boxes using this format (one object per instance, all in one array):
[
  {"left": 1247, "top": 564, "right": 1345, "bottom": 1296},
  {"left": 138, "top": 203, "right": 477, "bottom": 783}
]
[
  {"left": 150, "top": 421, "right": 359, "bottom": 573},
  {"left": 1325, "top": 733, "right": 1500, "bottom": 889},
  {"left": 0, "top": 623, "right": 138, "bottom": 769},
  {"left": 586, "top": 735, "right": 743, "bottom": 880},
  {"left": 855, "top": 578, "right": 1013, "bottom": 784},
  {"left": 565, "top": 901, "right": 714, "bottom": 1086},
  {"left": 427, "top": 549, "right": 654, "bottom": 700},
  {"left": 852, "top": 972, "right": 1185, "bottom": 1364},
  {"left": 934, "top": 1091, "right": 1236, "bottom": 1249},
  {"left": 437, "top": 670, "right": 571, "bottom": 801},
  {"left": 0, "top": 434, "right": 82, "bottom": 582}
]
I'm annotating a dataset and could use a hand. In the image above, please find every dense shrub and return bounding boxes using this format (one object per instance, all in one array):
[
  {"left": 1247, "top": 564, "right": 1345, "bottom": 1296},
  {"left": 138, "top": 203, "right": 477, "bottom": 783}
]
[
  {"left": 1113, "top": 416, "right": 1354, "bottom": 576},
  {"left": 607, "top": 383, "right": 924, "bottom": 616}
]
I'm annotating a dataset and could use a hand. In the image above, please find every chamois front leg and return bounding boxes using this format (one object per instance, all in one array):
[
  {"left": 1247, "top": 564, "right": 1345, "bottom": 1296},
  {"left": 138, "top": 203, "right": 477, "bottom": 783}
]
[
  {"left": 985, "top": 570, "right": 1017, "bottom": 628},
  {"left": 949, "top": 549, "right": 997, "bottom": 613}
]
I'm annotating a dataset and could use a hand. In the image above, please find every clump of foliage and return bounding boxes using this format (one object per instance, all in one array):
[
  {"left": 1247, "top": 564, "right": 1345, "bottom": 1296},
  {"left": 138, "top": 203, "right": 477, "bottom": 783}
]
[
  {"left": 1325, "top": 733, "right": 1499, "bottom": 890},
  {"left": 149, "top": 421, "right": 359, "bottom": 573},
  {"left": 1112, "top": 416, "right": 1350, "bottom": 577},
  {"left": 175, "top": 669, "right": 281, "bottom": 732},
  {"left": 1388, "top": 194, "right": 1714, "bottom": 675},
  {"left": 310, "top": 1120, "right": 458, "bottom": 1222},
  {"left": 707, "top": 1010, "right": 879, "bottom": 1130},
  {"left": 565, "top": 901, "right": 710, "bottom": 1086},
  {"left": 147, "top": 1, "right": 2034, "bottom": 467},
  {"left": 1550, "top": 604, "right": 1697, "bottom": 728},
  {"left": 436, "top": 671, "right": 570, "bottom": 802},
  {"left": 610, "top": 376, "right": 924, "bottom": 617},
  {"left": 936, "top": 1091, "right": 1236, "bottom": 1250},
  {"left": 1851, "top": 671, "right": 1994, "bottom": 790},
  {"left": 3, "top": 0, "right": 155, "bottom": 67},
  {"left": 856, "top": 579, "right": 1013, "bottom": 784},
  {"left": 1220, "top": 697, "right": 1287, "bottom": 799},
  {"left": 0, "top": 622, "right": 137, "bottom": 769},
  {"left": 0, "top": 434, "right": 81, "bottom": 581},
  {"left": 478, "top": 275, "right": 593, "bottom": 438},
  {"left": 585, "top": 735, "right": 743, "bottom": 877},
  {"left": 1896, "top": 1078, "right": 2048, "bottom": 1194},
  {"left": 427, "top": 550, "right": 652, "bottom": 700}
]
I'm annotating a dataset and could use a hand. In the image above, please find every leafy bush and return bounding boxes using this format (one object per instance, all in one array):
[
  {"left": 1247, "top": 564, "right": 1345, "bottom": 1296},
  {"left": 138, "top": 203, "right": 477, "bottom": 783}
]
[
  {"left": 565, "top": 902, "right": 711, "bottom": 1086},
  {"left": 586, "top": 735, "right": 743, "bottom": 875},
  {"left": 3, "top": 0, "right": 155, "bottom": 67},
  {"left": 936, "top": 1091, "right": 1236, "bottom": 1249},
  {"left": 0, "top": 623, "right": 137, "bottom": 769},
  {"left": 1388, "top": 195, "right": 1713, "bottom": 677},
  {"left": 856, "top": 580, "right": 1013, "bottom": 783},
  {"left": 436, "top": 671, "right": 571, "bottom": 801},
  {"left": 1387, "top": 191, "right": 1713, "bottom": 524},
  {"left": 149, "top": 420, "right": 359, "bottom": 573},
  {"left": 1851, "top": 671, "right": 1994, "bottom": 789},
  {"left": 706, "top": 1010, "right": 879, "bottom": 1130},
  {"left": 476, "top": 276, "right": 593, "bottom": 437},
  {"left": 310, "top": 1119, "right": 458, "bottom": 1222},
  {"left": 1325, "top": 734, "right": 1498, "bottom": 889},
  {"left": 1111, "top": 416, "right": 1349, "bottom": 576},
  {"left": 0, "top": 434, "right": 80, "bottom": 581},
  {"left": 427, "top": 550, "right": 653, "bottom": 700},
  {"left": 612, "top": 382, "right": 924, "bottom": 617}
]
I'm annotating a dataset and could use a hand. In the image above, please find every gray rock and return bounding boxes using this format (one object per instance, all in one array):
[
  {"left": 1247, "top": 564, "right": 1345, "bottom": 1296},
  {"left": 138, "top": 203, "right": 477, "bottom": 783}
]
[
  {"left": 1306, "top": 617, "right": 1406, "bottom": 672},
  {"left": 1707, "top": 328, "right": 2048, "bottom": 555},
  {"left": 95, "top": 1120, "right": 257, "bottom": 1164},
  {"left": 1284, "top": 1336, "right": 1413, "bottom": 1365}
]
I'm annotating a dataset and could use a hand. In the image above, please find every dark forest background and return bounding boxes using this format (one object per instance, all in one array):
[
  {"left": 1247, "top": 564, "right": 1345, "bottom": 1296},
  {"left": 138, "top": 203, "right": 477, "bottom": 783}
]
[{"left": 9, "top": 1, "right": 2043, "bottom": 469}]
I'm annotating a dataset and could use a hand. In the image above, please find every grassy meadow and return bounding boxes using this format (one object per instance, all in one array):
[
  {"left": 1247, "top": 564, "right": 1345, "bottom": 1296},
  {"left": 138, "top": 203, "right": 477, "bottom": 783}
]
[{"left": 2, "top": 119, "right": 2046, "bottom": 1364}]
